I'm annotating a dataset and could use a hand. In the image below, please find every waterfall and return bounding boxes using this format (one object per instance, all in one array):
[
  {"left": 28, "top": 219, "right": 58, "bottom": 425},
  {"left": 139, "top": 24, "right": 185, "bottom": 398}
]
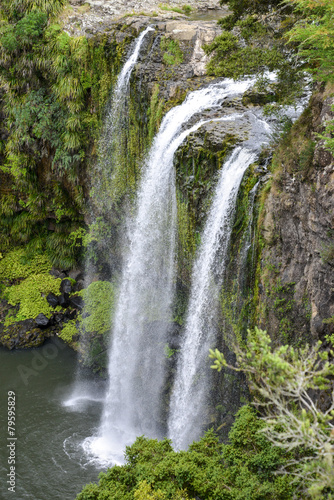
[
  {"left": 102, "top": 24, "right": 154, "bottom": 156},
  {"left": 63, "top": 27, "right": 154, "bottom": 412},
  {"left": 94, "top": 25, "right": 154, "bottom": 209},
  {"left": 85, "top": 78, "right": 256, "bottom": 465},
  {"left": 168, "top": 146, "right": 262, "bottom": 450},
  {"left": 167, "top": 87, "right": 311, "bottom": 450}
]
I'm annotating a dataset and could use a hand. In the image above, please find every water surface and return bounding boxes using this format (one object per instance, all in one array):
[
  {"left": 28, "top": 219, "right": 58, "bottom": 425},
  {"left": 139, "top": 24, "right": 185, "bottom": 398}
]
[{"left": 0, "top": 339, "right": 107, "bottom": 500}]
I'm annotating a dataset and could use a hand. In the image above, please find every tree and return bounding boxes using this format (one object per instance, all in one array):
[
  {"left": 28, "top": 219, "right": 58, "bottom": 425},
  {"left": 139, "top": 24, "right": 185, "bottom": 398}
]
[{"left": 210, "top": 327, "right": 334, "bottom": 499}]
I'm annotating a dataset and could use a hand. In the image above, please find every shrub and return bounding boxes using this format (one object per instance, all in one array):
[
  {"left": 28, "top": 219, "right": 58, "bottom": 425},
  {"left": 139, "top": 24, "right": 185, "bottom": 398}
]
[
  {"left": 210, "top": 327, "right": 334, "bottom": 498},
  {"left": 76, "top": 405, "right": 292, "bottom": 499}
]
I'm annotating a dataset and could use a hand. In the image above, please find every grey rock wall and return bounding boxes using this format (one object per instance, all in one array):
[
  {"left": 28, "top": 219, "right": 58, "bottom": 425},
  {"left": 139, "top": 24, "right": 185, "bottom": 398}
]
[{"left": 258, "top": 86, "right": 334, "bottom": 345}]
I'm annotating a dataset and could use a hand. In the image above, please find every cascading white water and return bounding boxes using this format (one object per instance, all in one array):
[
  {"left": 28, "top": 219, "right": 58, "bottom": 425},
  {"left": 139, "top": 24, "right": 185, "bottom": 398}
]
[
  {"left": 85, "top": 78, "right": 256, "bottom": 465},
  {"left": 168, "top": 145, "right": 261, "bottom": 450},
  {"left": 63, "top": 27, "right": 154, "bottom": 414},
  {"left": 95, "top": 25, "right": 155, "bottom": 207},
  {"left": 168, "top": 84, "right": 311, "bottom": 450},
  {"left": 101, "top": 25, "right": 154, "bottom": 151}
]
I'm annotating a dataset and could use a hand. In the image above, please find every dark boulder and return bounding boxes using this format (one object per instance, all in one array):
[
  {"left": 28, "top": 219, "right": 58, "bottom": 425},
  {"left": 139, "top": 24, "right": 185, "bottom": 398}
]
[
  {"left": 60, "top": 279, "right": 72, "bottom": 295},
  {"left": 47, "top": 293, "right": 59, "bottom": 308},
  {"left": 69, "top": 295, "right": 84, "bottom": 310},
  {"left": 58, "top": 294, "right": 70, "bottom": 308},
  {"left": 0, "top": 319, "right": 45, "bottom": 349},
  {"left": 35, "top": 313, "right": 50, "bottom": 328}
]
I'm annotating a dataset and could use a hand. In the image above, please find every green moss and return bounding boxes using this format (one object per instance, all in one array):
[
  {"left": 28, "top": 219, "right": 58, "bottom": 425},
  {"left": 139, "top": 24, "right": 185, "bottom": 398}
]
[
  {"left": 219, "top": 164, "right": 262, "bottom": 348},
  {"left": 59, "top": 319, "right": 78, "bottom": 343},
  {"left": 147, "top": 83, "right": 165, "bottom": 143},
  {"left": 5, "top": 273, "right": 61, "bottom": 321},
  {"left": 204, "top": 31, "right": 283, "bottom": 80},
  {"left": 176, "top": 191, "right": 196, "bottom": 285},
  {"left": 79, "top": 281, "right": 115, "bottom": 336},
  {"left": 0, "top": 249, "right": 52, "bottom": 281},
  {"left": 160, "top": 37, "right": 184, "bottom": 66}
]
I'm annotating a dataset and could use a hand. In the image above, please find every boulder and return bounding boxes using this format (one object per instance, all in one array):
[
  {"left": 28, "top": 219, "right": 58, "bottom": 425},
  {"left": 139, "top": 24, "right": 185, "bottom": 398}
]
[
  {"left": 58, "top": 294, "right": 70, "bottom": 308},
  {"left": 0, "top": 320, "right": 45, "bottom": 349},
  {"left": 35, "top": 313, "right": 50, "bottom": 328},
  {"left": 47, "top": 293, "right": 59, "bottom": 308},
  {"left": 60, "top": 279, "right": 72, "bottom": 295},
  {"left": 69, "top": 295, "right": 84, "bottom": 310}
]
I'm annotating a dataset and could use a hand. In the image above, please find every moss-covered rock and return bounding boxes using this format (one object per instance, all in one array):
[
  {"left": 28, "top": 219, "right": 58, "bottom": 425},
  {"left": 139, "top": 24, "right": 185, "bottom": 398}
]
[{"left": 0, "top": 319, "right": 45, "bottom": 349}]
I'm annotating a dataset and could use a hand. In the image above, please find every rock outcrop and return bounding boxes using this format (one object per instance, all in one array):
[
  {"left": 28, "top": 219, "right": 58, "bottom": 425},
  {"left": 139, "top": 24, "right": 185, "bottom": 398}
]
[{"left": 257, "top": 84, "right": 334, "bottom": 345}]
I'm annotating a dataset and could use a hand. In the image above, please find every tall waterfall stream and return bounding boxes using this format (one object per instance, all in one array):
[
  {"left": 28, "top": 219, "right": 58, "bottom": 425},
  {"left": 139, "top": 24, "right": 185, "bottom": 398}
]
[{"left": 168, "top": 147, "right": 258, "bottom": 449}]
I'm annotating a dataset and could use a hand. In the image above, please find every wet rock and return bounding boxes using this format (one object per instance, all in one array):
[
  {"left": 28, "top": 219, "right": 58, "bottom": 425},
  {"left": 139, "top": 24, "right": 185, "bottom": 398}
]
[
  {"left": 68, "top": 269, "right": 84, "bottom": 281},
  {"left": 64, "top": 309, "right": 77, "bottom": 320},
  {"left": 0, "top": 320, "right": 45, "bottom": 349},
  {"left": 35, "top": 313, "right": 50, "bottom": 328},
  {"left": 69, "top": 295, "right": 84, "bottom": 310},
  {"left": 242, "top": 86, "right": 276, "bottom": 106},
  {"left": 50, "top": 267, "right": 67, "bottom": 279},
  {"left": 60, "top": 279, "right": 72, "bottom": 295},
  {"left": 258, "top": 85, "right": 334, "bottom": 344},
  {"left": 47, "top": 293, "right": 59, "bottom": 308},
  {"left": 167, "top": 322, "right": 182, "bottom": 350},
  {"left": 58, "top": 294, "right": 70, "bottom": 308}
]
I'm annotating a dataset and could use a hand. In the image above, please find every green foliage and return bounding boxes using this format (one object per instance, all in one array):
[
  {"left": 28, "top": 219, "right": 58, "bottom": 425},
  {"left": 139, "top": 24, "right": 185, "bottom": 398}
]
[
  {"left": 77, "top": 406, "right": 292, "bottom": 500},
  {"left": 147, "top": 84, "right": 165, "bottom": 143},
  {"left": 160, "top": 37, "right": 184, "bottom": 66},
  {"left": 5, "top": 273, "right": 61, "bottom": 321},
  {"left": 215, "top": 0, "right": 334, "bottom": 156},
  {"left": 164, "top": 343, "right": 178, "bottom": 359},
  {"left": 210, "top": 327, "right": 334, "bottom": 498},
  {"left": 320, "top": 241, "right": 334, "bottom": 265},
  {"left": 182, "top": 5, "right": 192, "bottom": 15},
  {"left": 282, "top": 0, "right": 334, "bottom": 155},
  {"left": 176, "top": 192, "right": 196, "bottom": 284},
  {"left": 0, "top": 248, "right": 52, "bottom": 281},
  {"left": 0, "top": 0, "right": 66, "bottom": 21},
  {"left": 158, "top": 4, "right": 192, "bottom": 16},
  {"left": 79, "top": 281, "right": 115, "bottom": 336},
  {"left": 59, "top": 319, "right": 78, "bottom": 343},
  {"left": 284, "top": 0, "right": 334, "bottom": 83},
  {"left": 219, "top": 0, "right": 282, "bottom": 26},
  {"left": 204, "top": 28, "right": 284, "bottom": 81},
  {"left": 0, "top": 1, "right": 122, "bottom": 263}
]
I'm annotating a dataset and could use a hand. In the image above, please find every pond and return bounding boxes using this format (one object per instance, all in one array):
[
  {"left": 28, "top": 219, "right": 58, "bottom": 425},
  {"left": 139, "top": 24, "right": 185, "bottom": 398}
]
[{"left": 0, "top": 338, "right": 108, "bottom": 500}]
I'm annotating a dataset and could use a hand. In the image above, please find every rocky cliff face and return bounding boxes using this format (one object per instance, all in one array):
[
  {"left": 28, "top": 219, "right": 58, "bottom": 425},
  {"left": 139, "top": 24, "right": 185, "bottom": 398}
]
[
  {"left": 256, "top": 85, "right": 334, "bottom": 346},
  {"left": 63, "top": 0, "right": 225, "bottom": 37}
]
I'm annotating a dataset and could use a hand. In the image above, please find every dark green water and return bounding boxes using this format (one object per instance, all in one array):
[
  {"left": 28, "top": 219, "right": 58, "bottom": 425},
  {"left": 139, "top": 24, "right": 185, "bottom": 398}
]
[{"left": 0, "top": 339, "right": 108, "bottom": 500}]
